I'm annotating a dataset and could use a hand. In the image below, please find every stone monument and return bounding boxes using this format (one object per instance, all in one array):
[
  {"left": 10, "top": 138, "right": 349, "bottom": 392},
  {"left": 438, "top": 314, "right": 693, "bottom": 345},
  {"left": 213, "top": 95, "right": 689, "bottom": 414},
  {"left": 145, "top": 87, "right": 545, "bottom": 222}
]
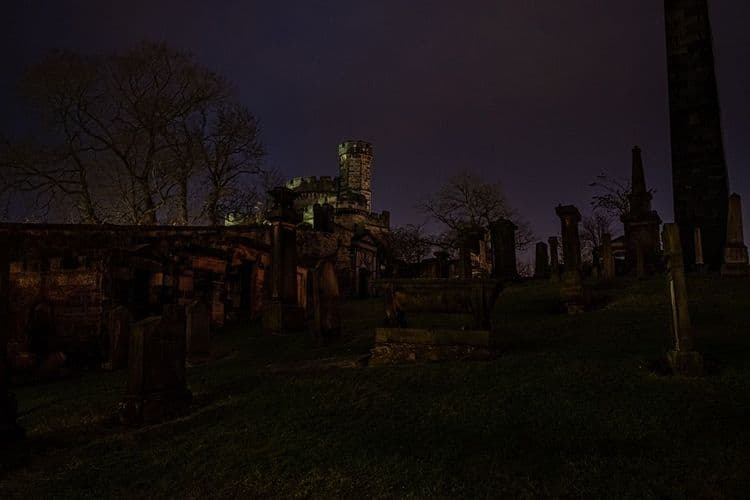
[
  {"left": 665, "top": 0, "right": 730, "bottom": 269},
  {"left": 721, "top": 193, "right": 749, "bottom": 277},
  {"left": 548, "top": 236, "right": 560, "bottom": 282},
  {"left": 556, "top": 205, "right": 586, "bottom": 314},
  {"left": 534, "top": 242, "right": 550, "bottom": 279},
  {"left": 489, "top": 218, "right": 518, "bottom": 282}
]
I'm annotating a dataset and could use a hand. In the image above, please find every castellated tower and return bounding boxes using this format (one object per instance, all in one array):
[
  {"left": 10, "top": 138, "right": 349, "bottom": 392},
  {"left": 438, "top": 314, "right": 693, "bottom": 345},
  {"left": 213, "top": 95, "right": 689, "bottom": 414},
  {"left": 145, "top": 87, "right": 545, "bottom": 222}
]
[{"left": 338, "top": 140, "right": 373, "bottom": 212}]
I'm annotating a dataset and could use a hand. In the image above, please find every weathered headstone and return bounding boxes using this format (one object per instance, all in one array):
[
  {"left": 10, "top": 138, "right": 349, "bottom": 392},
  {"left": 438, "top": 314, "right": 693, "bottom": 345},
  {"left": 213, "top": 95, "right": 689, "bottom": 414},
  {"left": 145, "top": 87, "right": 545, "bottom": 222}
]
[
  {"left": 263, "top": 187, "right": 306, "bottom": 334},
  {"left": 311, "top": 260, "right": 341, "bottom": 342},
  {"left": 489, "top": 219, "right": 518, "bottom": 282},
  {"left": 104, "top": 306, "right": 131, "bottom": 370},
  {"left": 120, "top": 304, "right": 191, "bottom": 424},
  {"left": 663, "top": 223, "right": 703, "bottom": 376},
  {"left": 556, "top": 205, "right": 586, "bottom": 314},
  {"left": 1, "top": 235, "right": 24, "bottom": 442},
  {"left": 721, "top": 193, "right": 749, "bottom": 277},
  {"left": 548, "top": 236, "right": 560, "bottom": 282},
  {"left": 534, "top": 242, "right": 550, "bottom": 279},
  {"left": 601, "top": 233, "right": 616, "bottom": 281},
  {"left": 186, "top": 301, "right": 210, "bottom": 359}
]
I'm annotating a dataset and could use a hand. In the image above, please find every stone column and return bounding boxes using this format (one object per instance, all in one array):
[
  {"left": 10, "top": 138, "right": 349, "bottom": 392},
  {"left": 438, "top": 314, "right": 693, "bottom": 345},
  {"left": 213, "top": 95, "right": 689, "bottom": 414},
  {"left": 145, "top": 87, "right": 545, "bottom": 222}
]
[
  {"left": 458, "top": 225, "right": 484, "bottom": 279},
  {"left": 721, "top": 193, "right": 749, "bottom": 277},
  {"left": 602, "top": 233, "right": 615, "bottom": 281},
  {"left": 489, "top": 218, "right": 518, "bottom": 281},
  {"left": 548, "top": 236, "right": 560, "bottom": 282},
  {"left": 663, "top": 223, "right": 703, "bottom": 376},
  {"left": 1, "top": 234, "right": 24, "bottom": 442},
  {"left": 263, "top": 187, "right": 306, "bottom": 334},
  {"left": 533, "top": 242, "right": 550, "bottom": 279},
  {"left": 556, "top": 205, "right": 586, "bottom": 314},
  {"left": 694, "top": 227, "right": 705, "bottom": 273}
]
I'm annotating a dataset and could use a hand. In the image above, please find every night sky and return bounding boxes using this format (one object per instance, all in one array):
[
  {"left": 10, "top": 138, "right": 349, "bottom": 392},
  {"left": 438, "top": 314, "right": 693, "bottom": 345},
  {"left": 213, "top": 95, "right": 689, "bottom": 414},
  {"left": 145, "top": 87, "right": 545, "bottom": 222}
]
[{"left": 2, "top": 1, "right": 748, "bottom": 258}]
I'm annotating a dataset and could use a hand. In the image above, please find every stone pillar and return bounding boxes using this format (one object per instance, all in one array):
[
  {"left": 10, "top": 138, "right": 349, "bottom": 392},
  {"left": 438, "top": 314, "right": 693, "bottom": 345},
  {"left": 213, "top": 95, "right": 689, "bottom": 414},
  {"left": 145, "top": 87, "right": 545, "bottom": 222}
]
[
  {"left": 721, "top": 193, "right": 749, "bottom": 277},
  {"left": 602, "top": 233, "right": 616, "bottom": 281},
  {"left": 119, "top": 305, "right": 192, "bottom": 424},
  {"left": 104, "top": 306, "right": 131, "bottom": 370},
  {"left": 534, "top": 242, "right": 550, "bottom": 279},
  {"left": 663, "top": 223, "right": 704, "bottom": 376},
  {"left": 1, "top": 234, "right": 24, "bottom": 442},
  {"left": 186, "top": 301, "right": 210, "bottom": 359},
  {"left": 556, "top": 205, "right": 586, "bottom": 314},
  {"left": 694, "top": 227, "right": 705, "bottom": 273},
  {"left": 548, "top": 237, "right": 560, "bottom": 282},
  {"left": 263, "top": 187, "right": 306, "bottom": 334},
  {"left": 458, "top": 225, "right": 484, "bottom": 279},
  {"left": 489, "top": 218, "right": 518, "bottom": 281}
]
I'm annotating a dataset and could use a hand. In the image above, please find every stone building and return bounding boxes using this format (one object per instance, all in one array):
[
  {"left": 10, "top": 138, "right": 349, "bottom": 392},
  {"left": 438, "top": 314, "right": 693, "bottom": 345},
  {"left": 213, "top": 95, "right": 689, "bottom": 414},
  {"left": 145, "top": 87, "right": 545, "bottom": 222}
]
[
  {"left": 665, "top": 0, "right": 730, "bottom": 269},
  {"left": 286, "top": 140, "right": 390, "bottom": 235}
]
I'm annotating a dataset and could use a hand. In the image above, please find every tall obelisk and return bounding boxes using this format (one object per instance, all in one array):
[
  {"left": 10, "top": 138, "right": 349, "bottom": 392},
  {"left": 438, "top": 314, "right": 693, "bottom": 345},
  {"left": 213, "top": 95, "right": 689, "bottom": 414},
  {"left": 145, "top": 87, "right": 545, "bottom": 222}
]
[{"left": 664, "top": 0, "right": 730, "bottom": 270}]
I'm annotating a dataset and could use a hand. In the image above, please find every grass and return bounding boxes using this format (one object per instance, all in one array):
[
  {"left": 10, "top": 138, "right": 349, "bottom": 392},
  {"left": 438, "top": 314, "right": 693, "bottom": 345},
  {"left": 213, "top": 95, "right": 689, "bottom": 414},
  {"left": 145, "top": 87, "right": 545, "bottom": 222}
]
[{"left": 1, "top": 275, "right": 750, "bottom": 498}]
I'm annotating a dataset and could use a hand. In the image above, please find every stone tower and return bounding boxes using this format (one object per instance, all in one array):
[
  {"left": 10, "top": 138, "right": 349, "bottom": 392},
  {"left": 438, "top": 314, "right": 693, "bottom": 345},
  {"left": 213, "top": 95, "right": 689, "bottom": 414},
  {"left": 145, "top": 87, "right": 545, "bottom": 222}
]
[
  {"left": 338, "top": 140, "right": 373, "bottom": 212},
  {"left": 665, "top": 0, "right": 730, "bottom": 270}
]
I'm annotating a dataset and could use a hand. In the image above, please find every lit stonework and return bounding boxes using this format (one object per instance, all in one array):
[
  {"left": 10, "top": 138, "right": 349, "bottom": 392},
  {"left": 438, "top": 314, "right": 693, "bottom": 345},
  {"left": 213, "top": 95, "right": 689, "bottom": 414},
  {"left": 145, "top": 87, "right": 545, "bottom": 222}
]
[{"left": 338, "top": 140, "right": 373, "bottom": 213}]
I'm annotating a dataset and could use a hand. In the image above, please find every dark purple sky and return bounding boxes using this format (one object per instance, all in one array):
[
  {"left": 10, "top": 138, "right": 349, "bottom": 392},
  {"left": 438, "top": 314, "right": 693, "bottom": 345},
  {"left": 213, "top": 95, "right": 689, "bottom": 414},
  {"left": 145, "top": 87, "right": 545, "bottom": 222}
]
[{"left": 2, "top": 1, "right": 748, "bottom": 255}]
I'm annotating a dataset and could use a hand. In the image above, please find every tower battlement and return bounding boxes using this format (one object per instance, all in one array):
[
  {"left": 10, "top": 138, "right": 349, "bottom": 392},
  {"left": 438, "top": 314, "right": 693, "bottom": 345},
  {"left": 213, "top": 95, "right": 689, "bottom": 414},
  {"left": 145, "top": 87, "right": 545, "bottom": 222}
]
[{"left": 338, "top": 140, "right": 373, "bottom": 212}]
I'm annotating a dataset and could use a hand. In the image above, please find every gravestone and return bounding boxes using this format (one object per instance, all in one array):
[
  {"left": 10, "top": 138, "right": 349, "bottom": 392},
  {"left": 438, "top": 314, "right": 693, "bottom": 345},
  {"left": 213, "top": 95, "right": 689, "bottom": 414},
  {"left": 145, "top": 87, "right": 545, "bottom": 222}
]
[
  {"left": 104, "top": 306, "right": 131, "bottom": 370},
  {"left": 120, "top": 304, "right": 191, "bottom": 424},
  {"left": 602, "top": 233, "right": 616, "bottom": 281},
  {"left": 1, "top": 235, "right": 24, "bottom": 443},
  {"left": 263, "top": 187, "right": 306, "bottom": 334},
  {"left": 489, "top": 219, "right": 518, "bottom": 281},
  {"left": 663, "top": 223, "right": 703, "bottom": 376},
  {"left": 548, "top": 236, "right": 560, "bottom": 282},
  {"left": 534, "top": 242, "right": 550, "bottom": 279},
  {"left": 721, "top": 193, "right": 749, "bottom": 277},
  {"left": 556, "top": 205, "right": 586, "bottom": 314},
  {"left": 311, "top": 260, "right": 341, "bottom": 342},
  {"left": 186, "top": 301, "right": 211, "bottom": 359}
]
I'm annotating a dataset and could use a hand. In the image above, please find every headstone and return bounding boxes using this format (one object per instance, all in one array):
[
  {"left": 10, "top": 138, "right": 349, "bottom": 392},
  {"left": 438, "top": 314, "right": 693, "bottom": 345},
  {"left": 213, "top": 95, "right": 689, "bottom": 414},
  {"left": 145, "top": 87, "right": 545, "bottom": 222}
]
[
  {"left": 105, "top": 306, "right": 131, "bottom": 370},
  {"left": 721, "top": 193, "right": 749, "bottom": 277},
  {"left": 694, "top": 227, "right": 705, "bottom": 273},
  {"left": 601, "top": 233, "right": 616, "bottom": 281},
  {"left": 1, "top": 235, "right": 24, "bottom": 442},
  {"left": 548, "top": 236, "right": 560, "bottom": 281},
  {"left": 556, "top": 205, "right": 586, "bottom": 314},
  {"left": 186, "top": 301, "right": 210, "bottom": 358},
  {"left": 119, "top": 304, "right": 192, "bottom": 424},
  {"left": 311, "top": 260, "right": 341, "bottom": 342},
  {"left": 533, "top": 242, "right": 550, "bottom": 279},
  {"left": 662, "top": 223, "right": 703, "bottom": 376},
  {"left": 263, "top": 187, "right": 306, "bottom": 334},
  {"left": 489, "top": 219, "right": 518, "bottom": 281},
  {"left": 665, "top": 0, "right": 730, "bottom": 269}
]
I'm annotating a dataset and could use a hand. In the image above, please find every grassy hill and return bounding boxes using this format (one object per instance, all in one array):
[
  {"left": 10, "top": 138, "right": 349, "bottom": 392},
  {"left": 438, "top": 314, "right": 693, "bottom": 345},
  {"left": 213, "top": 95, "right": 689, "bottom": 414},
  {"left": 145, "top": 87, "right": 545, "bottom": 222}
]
[{"left": 2, "top": 276, "right": 749, "bottom": 498}]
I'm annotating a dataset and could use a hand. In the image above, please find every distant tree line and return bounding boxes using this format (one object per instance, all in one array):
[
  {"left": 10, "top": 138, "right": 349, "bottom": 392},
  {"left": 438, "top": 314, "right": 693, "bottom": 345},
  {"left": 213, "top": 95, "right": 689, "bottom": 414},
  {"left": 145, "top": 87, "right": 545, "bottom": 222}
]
[{"left": 0, "top": 42, "right": 278, "bottom": 225}]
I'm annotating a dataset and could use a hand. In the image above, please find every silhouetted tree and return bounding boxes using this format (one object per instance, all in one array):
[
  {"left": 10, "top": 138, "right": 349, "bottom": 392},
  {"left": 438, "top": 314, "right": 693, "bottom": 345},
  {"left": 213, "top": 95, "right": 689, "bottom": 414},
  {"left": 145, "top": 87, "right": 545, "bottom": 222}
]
[
  {"left": 382, "top": 224, "right": 434, "bottom": 265},
  {"left": 421, "top": 171, "right": 533, "bottom": 251},
  {"left": 1, "top": 42, "right": 265, "bottom": 225},
  {"left": 581, "top": 210, "right": 614, "bottom": 267}
]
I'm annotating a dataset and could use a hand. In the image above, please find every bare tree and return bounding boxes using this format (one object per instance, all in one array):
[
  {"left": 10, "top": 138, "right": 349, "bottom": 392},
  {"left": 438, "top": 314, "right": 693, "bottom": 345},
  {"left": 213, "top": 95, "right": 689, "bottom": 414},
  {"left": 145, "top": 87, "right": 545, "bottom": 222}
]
[
  {"left": 581, "top": 210, "right": 614, "bottom": 266},
  {"left": 382, "top": 224, "right": 434, "bottom": 265},
  {"left": 421, "top": 171, "right": 533, "bottom": 251},
  {"left": 1, "top": 42, "right": 265, "bottom": 225},
  {"left": 589, "top": 173, "right": 632, "bottom": 219}
]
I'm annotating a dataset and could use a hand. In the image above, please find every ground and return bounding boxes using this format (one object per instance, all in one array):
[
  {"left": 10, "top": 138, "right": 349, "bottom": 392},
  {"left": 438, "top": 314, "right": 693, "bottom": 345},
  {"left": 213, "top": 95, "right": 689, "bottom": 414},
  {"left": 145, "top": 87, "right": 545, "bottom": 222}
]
[{"left": 1, "top": 276, "right": 749, "bottom": 499}]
